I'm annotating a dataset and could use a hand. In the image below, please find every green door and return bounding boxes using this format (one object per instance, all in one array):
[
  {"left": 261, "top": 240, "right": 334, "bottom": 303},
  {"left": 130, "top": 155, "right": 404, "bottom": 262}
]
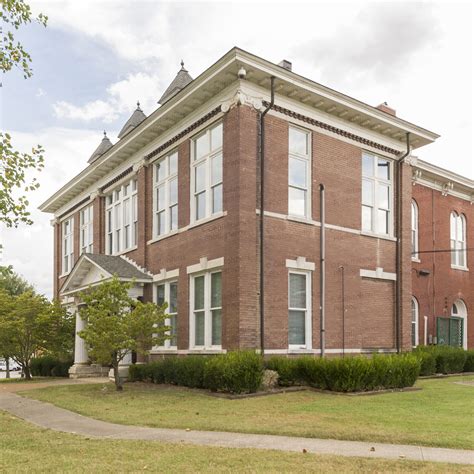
[{"left": 436, "top": 317, "right": 463, "bottom": 347}]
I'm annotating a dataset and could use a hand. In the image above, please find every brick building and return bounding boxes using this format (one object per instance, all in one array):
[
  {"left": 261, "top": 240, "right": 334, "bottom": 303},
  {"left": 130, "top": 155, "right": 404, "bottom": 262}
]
[{"left": 39, "top": 48, "right": 471, "bottom": 378}]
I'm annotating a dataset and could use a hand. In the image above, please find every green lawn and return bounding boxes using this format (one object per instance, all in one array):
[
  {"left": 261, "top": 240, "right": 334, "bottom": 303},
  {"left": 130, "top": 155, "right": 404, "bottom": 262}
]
[
  {"left": 1, "top": 412, "right": 470, "bottom": 473},
  {"left": 0, "top": 376, "right": 61, "bottom": 384},
  {"left": 22, "top": 375, "right": 474, "bottom": 450}
]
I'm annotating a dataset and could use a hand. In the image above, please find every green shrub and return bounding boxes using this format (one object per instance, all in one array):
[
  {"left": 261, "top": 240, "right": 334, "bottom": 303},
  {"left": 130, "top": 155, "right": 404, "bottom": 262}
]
[
  {"left": 30, "top": 356, "right": 72, "bottom": 377},
  {"left": 204, "top": 351, "right": 263, "bottom": 394},
  {"left": 464, "top": 350, "right": 474, "bottom": 372},
  {"left": 435, "top": 346, "right": 467, "bottom": 374},
  {"left": 412, "top": 347, "right": 437, "bottom": 376},
  {"left": 266, "top": 354, "right": 420, "bottom": 392},
  {"left": 173, "top": 357, "right": 207, "bottom": 388},
  {"left": 264, "top": 357, "right": 300, "bottom": 386}
]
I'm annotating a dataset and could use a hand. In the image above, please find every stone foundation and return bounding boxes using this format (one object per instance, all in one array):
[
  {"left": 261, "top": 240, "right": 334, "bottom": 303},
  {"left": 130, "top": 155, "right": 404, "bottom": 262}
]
[
  {"left": 108, "top": 365, "right": 130, "bottom": 382},
  {"left": 69, "top": 363, "right": 109, "bottom": 379}
]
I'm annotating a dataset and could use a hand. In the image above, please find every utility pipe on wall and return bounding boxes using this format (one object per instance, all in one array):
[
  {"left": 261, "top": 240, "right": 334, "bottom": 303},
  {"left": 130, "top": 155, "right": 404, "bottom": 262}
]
[
  {"left": 339, "top": 265, "right": 346, "bottom": 357},
  {"left": 259, "top": 76, "right": 275, "bottom": 356},
  {"left": 320, "top": 184, "right": 326, "bottom": 358}
]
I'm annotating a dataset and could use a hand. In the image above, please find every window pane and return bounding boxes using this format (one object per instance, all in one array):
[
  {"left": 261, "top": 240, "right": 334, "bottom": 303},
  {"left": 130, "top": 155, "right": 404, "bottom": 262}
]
[
  {"left": 362, "top": 179, "right": 373, "bottom": 206},
  {"left": 458, "top": 247, "right": 465, "bottom": 267},
  {"left": 289, "top": 187, "right": 306, "bottom": 217},
  {"left": 212, "top": 184, "right": 223, "bottom": 213},
  {"left": 170, "top": 205, "right": 178, "bottom": 231},
  {"left": 123, "top": 199, "right": 131, "bottom": 225},
  {"left": 157, "top": 185, "right": 165, "bottom": 210},
  {"left": 196, "top": 192, "right": 206, "bottom": 220},
  {"left": 157, "top": 285, "right": 165, "bottom": 306},
  {"left": 376, "top": 209, "right": 389, "bottom": 234},
  {"left": 170, "top": 314, "right": 177, "bottom": 346},
  {"left": 195, "top": 133, "right": 209, "bottom": 160},
  {"left": 169, "top": 152, "right": 178, "bottom": 175},
  {"left": 289, "top": 310, "right": 305, "bottom": 345},
  {"left": 377, "top": 159, "right": 390, "bottom": 180},
  {"left": 289, "top": 273, "right": 306, "bottom": 308},
  {"left": 124, "top": 183, "right": 130, "bottom": 197},
  {"left": 158, "top": 211, "right": 166, "bottom": 235},
  {"left": 211, "top": 309, "right": 222, "bottom": 345},
  {"left": 169, "top": 177, "right": 178, "bottom": 205},
  {"left": 211, "top": 272, "right": 222, "bottom": 307},
  {"left": 289, "top": 128, "right": 308, "bottom": 155},
  {"left": 411, "top": 322, "right": 416, "bottom": 347},
  {"left": 378, "top": 184, "right": 390, "bottom": 209},
  {"left": 289, "top": 157, "right": 307, "bottom": 188},
  {"left": 169, "top": 282, "right": 178, "bottom": 313},
  {"left": 211, "top": 123, "right": 223, "bottom": 151},
  {"left": 362, "top": 205, "right": 372, "bottom": 231},
  {"left": 195, "top": 163, "right": 206, "bottom": 192},
  {"left": 211, "top": 153, "right": 222, "bottom": 185},
  {"left": 362, "top": 154, "right": 374, "bottom": 176},
  {"left": 194, "top": 275, "right": 205, "bottom": 310},
  {"left": 157, "top": 160, "right": 167, "bottom": 182},
  {"left": 450, "top": 239, "right": 457, "bottom": 265},
  {"left": 457, "top": 216, "right": 464, "bottom": 242},
  {"left": 194, "top": 312, "right": 205, "bottom": 345}
]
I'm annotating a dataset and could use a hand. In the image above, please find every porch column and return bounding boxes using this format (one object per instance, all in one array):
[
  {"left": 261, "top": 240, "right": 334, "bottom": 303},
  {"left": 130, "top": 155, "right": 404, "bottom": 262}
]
[{"left": 74, "top": 308, "right": 88, "bottom": 365}]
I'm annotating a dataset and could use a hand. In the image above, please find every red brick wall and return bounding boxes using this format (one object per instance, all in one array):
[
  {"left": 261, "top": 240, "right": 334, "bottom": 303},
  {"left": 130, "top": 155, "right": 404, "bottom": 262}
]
[{"left": 412, "top": 184, "right": 473, "bottom": 348}]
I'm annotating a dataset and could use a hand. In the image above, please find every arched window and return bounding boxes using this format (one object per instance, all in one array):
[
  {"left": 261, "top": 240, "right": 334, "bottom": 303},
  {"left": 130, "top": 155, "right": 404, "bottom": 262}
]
[
  {"left": 450, "top": 212, "right": 467, "bottom": 268},
  {"left": 411, "top": 200, "right": 419, "bottom": 259},
  {"left": 411, "top": 297, "right": 419, "bottom": 347},
  {"left": 451, "top": 299, "right": 468, "bottom": 349}
]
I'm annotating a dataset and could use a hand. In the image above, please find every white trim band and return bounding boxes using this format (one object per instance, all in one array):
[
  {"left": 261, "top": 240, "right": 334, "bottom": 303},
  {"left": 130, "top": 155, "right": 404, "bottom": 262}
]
[
  {"left": 187, "top": 256, "right": 224, "bottom": 274},
  {"left": 286, "top": 256, "right": 316, "bottom": 271},
  {"left": 360, "top": 267, "right": 397, "bottom": 281}
]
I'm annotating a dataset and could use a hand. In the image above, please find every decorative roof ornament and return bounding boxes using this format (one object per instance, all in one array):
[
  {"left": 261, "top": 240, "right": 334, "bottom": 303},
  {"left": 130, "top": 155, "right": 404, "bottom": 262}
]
[
  {"left": 88, "top": 131, "right": 113, "bottom": 164},
  {"left": 117, "top": 101, "right": 147, "bottom": 139},
  {"left": 158, "top": 60, "right": 193, "bottom": 105}
]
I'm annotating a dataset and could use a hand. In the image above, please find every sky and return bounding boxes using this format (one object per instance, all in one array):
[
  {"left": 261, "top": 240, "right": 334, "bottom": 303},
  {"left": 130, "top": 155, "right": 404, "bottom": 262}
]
[{"left": 1, "top": 0, "right": 472, "bottom": 297}]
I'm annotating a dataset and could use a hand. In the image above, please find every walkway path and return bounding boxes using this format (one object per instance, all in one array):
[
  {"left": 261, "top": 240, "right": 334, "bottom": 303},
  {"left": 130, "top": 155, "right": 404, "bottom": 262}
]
[{"left": 0, "top": 387, "right": 473, "bottom": 465}]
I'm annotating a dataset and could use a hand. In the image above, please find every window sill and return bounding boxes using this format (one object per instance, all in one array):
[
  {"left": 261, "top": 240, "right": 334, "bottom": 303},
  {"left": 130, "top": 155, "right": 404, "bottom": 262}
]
[
  {"left": 451, "top": 265, "right": 469, "bottom": 272},
  {"left": 287, "top": 215, "right": 314, "bottom": 225},
  {"left": 110, "top": 246, "right": 138, "bottom": 257},
  {"left": 186, "top": 348, "right": 226, "bottom": 354},
  {"left": 360, "top": 231, "right": 396, "bottom": 242},
  {"left": 288, "top": 348, "right": 313, "bottom": 354},
  {"left": 189, "top": 211, "right": 227, "bottom": 230},
  {"left": 147, "top": 230, "right": 179, "bottom": 245},
  {"left": 150, "top": 347, "right": 178, "bottom": 354},
  {"left": 412, "top": 257, "right": 421, "bottom": 263}
]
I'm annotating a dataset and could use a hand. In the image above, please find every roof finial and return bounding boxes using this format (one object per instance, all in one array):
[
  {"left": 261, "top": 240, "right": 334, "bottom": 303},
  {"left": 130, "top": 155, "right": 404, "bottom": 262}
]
[
  {"left": 103, "top": 130, "right": 107, "bottom": 138},
  {"left": 136, "top": 100, "right": 141, "bottom": 110},
  {"left": 180, "top": 59, "right": 185, "bottom": 68}
]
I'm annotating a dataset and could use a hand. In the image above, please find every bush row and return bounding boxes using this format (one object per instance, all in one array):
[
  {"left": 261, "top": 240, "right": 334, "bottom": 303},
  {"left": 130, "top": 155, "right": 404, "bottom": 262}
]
[
  {"left": 413, "top": 346, "right": 473, "bottom": 375},
  {"left": 129, "top": 351, "right": 263, "bottom": 394},
  {"left": 30, "top": 356, "right": 72, "bottom": 377},
  {"left": 265, "top": 354, "right": 420, "bottom": 392}
]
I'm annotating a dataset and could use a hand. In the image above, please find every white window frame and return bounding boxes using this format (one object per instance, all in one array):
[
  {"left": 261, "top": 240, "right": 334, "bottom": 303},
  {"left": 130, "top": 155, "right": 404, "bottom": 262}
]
[
  {"left": 189, "top": 270, "right": 222, "bottom": 350},
  {"left": 450, "top": 212, "right": 467, "bottom": 269},
  {"left": 361, "top": 152, "right": 393, "bottom": 236},
  {"left": 288, "top": 270, "right": 312, "bottom": 350},
  {"left": 62, "top": 217, "right": 74, "bottom": 275},
  {"left": 411, "top": 200, "right": 419, "bottom": 260},
  {"left": 288, "top": 125, "right": 311, "bottom": 219},
  {"left": 411, "top": 297, "right": 419, "bottom": 348},
  {"left": 105, "top": 178, "right": 138, "bottom": 255},
  {"left": 154, "top": 280, "right": 178, "bottom": 350},
  {"left": 190, "top": 121, "right": 223, "bottom": 223},
  {"left": 79, "top": 205, "right": 93, "bottom": 254},
  {"left": 153, "top": 150, "right": 178, "bottom": 238}
]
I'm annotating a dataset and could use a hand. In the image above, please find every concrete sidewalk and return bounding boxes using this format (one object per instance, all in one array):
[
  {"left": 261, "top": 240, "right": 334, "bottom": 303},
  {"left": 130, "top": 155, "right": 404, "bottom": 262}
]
[{"left": 1, "top": 391, "right": 473, "bottom": 465}]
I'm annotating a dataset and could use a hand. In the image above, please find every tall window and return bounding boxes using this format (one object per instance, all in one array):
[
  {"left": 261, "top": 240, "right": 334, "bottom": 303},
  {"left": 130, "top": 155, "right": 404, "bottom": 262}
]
[
  {"left": 156, "top": 281, "right": 178, "bottom": 349},
  {"left": 191, "top": 271, "right": 222, "bottom": 348},
  {"left": 288, "top": 126, "right": 311, "bottom": 218},
  {"left": 105, "top": 178, "right": 138, "bottom": 255},
  {"left": 450, "top": 212, "right": 466, "bottom": 268},
  {"left": 361, "top": 152, "right": 392, "bottom": 235},
  {"left": 411, "top": 200, "right": 419, "bottom": 259},
  {"left": 79, "top": 205, "right": 93, "bottom": 254},
  {"left": 191, "top": 122, "right": 223, "bottom": 222},
  {"left": 288, "top": 271, "right": 311, "bottom": 348},
  {"left": 154, "top": 151, "right": 178, "bottom": 237},
  {"left": 62, "top": 217, "right": 74, "bottom": 274},
  {"left": 411, "top": 297, "right": 419, "bottom": 347}
]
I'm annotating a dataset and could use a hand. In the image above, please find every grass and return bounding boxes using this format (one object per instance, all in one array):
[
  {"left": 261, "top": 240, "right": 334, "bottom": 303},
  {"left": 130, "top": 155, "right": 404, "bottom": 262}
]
[
  {"left": 0, "top": 376, "right": 62, "bottom": 384},
  {"left": 22, "top": 375, "right": 474, "bottom": 450},
  {"left": 1, "top": 411, "right": 471, "bottom": 473}
]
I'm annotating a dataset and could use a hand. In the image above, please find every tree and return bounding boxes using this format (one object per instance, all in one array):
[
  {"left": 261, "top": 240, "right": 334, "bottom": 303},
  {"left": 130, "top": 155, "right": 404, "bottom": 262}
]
[
  {"left": 42, "top": 300, "right": 75, "bottom": 361},
  {"left": 78, "top": 277, "right": 168, "bottom": 391},
  {"left": 1, "top": 0, "right": 47, "bottom": 227}
]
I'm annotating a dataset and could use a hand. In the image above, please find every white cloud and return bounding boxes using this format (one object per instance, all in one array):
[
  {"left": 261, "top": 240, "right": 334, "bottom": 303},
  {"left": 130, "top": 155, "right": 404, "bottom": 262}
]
[
  {"left": 53, "top": 72, "right": 160, "bottom": 122},
  {"left": 0, "top": 127, "right": 112, "bottom": 297}
]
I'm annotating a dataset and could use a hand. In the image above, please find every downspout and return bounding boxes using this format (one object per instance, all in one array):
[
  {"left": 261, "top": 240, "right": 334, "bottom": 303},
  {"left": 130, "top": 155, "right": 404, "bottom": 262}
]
[
  {"left": 320, "top": 184, "right": 326, "bottom": 357},
  {"left": 259, "top": 76, "right": 275, "bottom": 356},
  {"left": 339, "top": 265, "right": 345, "bottom": 357},
  {"left": 395, "top": 132, "right": 411, "bottom": 353}
]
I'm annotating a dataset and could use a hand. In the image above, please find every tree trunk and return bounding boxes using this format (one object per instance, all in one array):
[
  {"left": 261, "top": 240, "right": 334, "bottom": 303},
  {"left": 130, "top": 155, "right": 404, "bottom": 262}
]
[
  {"left": 23, "top": 362, "right": 31, "bottom": 380},
  {"left": 113, "top": 362, "right": 123, "bottom": 391},
  {"left": 6, "top": 358, "right": 10, "bottom": 379}
]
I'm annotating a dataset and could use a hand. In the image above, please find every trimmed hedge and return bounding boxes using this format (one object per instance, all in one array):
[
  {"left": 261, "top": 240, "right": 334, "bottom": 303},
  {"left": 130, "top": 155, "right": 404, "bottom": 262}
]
[
  {"left": 30, "top": 356, "right": 72, "bottom": 377},
  {"left": 265, "top": 354, "right": 420, "bottom": 392},
  {"left": 464, "top": 350, "right": 474, "bottom": 372},
  {"left": 413, "top": 346, "right": 467, "bottom": 375},
  {"left": 129, "top": 351, "right": 263, "bottom": 394}
]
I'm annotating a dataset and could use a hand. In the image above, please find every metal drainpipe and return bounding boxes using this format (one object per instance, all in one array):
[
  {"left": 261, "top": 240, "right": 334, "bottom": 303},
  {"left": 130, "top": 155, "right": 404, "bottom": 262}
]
[
  {"left": 320, "top": 184, "right": 326, "bottom": 358},
  {"left": 395, "top": 132, "right": 411, "bottom": 353},
  {"left": 259, "top": 76, "right": 275, "bottom": 356},
  {"left": 339, "top": 265, "right": 345, "bottom": 357}
]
